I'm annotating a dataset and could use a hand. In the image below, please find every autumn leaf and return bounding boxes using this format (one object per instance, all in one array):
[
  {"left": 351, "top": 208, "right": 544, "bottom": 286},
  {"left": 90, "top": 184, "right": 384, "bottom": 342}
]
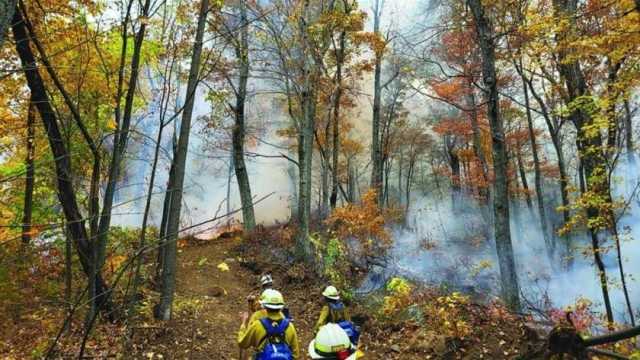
[{"left": 217, "top": 262, "right": 230, "bottom": 272}]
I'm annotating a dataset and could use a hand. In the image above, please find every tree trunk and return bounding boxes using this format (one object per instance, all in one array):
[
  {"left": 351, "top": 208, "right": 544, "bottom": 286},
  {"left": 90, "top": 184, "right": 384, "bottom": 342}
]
[
  {"left": 295, "top": 0, "right": 317, "bottom": 261},
  {"left": 398, "top": 151, "right": 403, "bottom": 206},
  {"left": 232, "top": 0, "right": 256, "bottom": 232},
  {"left": 95, "top": 0, "right": 152, "bottom": 281},
  {"left": 624, "top": 100, "right": 633, "bottom": 155},
  {"left": 21, "top": 98, "right": 35, "bottom": 245},
  {"left": 12, "top": 8, "right": 114, "bottom": 317},
  {"left": 466, "top": 83, "right": 489, "bottom": 202},
  {"left": 370, "top": 0, "right": 383, "bottom": 205},
  {"left": 320, "top": 156, "right": 329, "bottom": 217},
  {"left": 347, "top": 156, "right": 356, "bottom": 203},
  {"left": 330, "top": 24, "right": 346, "bottom": 209},
  {"left": 156, "top": 0, "right": 209, "bottom": 321},
  {"left": 468, "top": 0, "right": 520, "bottom": 309},
  {"left": 522, "top": 74, "right": 571, "bottom": 224},
  {"left": 448, "top": 142, "right": 461, "bottom": 211},
  {"left": 516, "top": 148, "right": 533, "bottom": 211},
  {"left": 521, "top": 71, "right": 552, "bottom": 254},
  {"left": 131, "top": 111, "right": 166, "bottom": 307},
  {"left": 553, "top": 0, "right": 614, "bottom": 324},
  {"left": 155, "top": 153, "right": 175, "bottom": 287},
  {"left": 0, "top": 0, "right": 17, "bottom": 47}
]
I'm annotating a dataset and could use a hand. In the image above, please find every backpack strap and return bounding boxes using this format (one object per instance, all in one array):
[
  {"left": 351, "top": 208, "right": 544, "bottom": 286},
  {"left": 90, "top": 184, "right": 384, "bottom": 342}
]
[
  {"left": 328, "top": 302, "right": 346, "bottom": 322},
  {"left": 328, "top": 301, "right": 345, "bottom": 311},
  {"left": 258, "top": 318, "right": 290, "bottom": 346}
]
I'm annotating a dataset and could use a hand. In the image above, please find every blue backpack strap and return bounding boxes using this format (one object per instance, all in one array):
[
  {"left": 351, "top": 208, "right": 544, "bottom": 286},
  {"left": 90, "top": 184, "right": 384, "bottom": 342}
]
[
  {"left": 259, "top": 317, "right": 290, "bottom": 337},
  {"left": 328, "top": 301, "right": 344, "bottom": 311}
]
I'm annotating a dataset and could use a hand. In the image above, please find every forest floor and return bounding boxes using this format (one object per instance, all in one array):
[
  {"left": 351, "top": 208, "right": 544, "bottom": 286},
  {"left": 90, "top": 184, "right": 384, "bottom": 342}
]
[
  {"left": 127, "top": 228, "right": 550, "bottom": 360},
  {"left": 13, "top": 225, "right": 639, "bottom": 358},
  {"left": 129, "top": 231, "right": 330, "bottom": 359}
]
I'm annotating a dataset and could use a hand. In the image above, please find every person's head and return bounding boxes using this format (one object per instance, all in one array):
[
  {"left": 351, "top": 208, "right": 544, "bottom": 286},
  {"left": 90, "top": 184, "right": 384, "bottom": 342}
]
[
  {"left": 308, "top": 323, "right": 356, "bottom": 360},
  {"left": 260, "top": 274, "right": 273, "bottom": 290},
  {"left": 322, "top": 285, "right": 340, "bottom": 303},
  {"left": 259, "top": 288, "right": 285, "bottom": 314}
]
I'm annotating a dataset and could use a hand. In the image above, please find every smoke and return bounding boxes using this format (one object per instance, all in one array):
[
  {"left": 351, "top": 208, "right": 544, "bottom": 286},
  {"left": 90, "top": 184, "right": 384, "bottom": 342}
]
[
  {"left": 112, "top": 85, "right": 294, "bottom": 234},
  {"left": 371, "top": 155, "right": 640, "bottom": 324}
]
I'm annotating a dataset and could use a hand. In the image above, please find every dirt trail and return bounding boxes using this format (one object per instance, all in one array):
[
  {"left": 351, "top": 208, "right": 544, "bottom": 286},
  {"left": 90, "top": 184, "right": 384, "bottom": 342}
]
[{"left": 135, "top": 235, "right": 319, "bottom": 359}]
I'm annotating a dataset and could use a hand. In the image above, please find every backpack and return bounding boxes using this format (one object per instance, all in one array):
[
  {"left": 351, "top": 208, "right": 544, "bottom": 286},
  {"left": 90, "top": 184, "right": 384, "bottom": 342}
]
[
  {"left": 256, "top": 318, "right": 293, "bottom": 360},
  {"left": 328, "top": 302, "right": 361, "bottom": 345}
]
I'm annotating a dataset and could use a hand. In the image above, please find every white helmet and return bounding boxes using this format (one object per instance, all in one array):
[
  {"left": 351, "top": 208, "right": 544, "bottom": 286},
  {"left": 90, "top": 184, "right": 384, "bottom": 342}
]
[
  {"left": 259, "top": 289, "right": 285, "bottom": 310},
  {"left": 308, "top": 323, "right": 357, "bottom": 359},
  {"left": 260, "top": 274, "right": 273, "bottom": 287},
  {"left": 322, "top": 285, "right": 340, "bottom": 300}
]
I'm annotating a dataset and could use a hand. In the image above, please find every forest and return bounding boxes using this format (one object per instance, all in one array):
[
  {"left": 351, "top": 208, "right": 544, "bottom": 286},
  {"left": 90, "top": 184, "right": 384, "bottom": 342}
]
[{"left": 1, "top": 0, "right": 640, "bottom": 358}]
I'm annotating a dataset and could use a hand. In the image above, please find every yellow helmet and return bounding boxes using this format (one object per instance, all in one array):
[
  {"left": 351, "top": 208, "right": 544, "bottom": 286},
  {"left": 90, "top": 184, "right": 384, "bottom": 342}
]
[
  {"left": 259, "top": 289, "right": 285, "bottom": 310},
  {"left": 322, "top": 285, "right": 340, "bottom": 300},
  {"left": 308, "top": 323, "right": 356, "bottom": 359}
]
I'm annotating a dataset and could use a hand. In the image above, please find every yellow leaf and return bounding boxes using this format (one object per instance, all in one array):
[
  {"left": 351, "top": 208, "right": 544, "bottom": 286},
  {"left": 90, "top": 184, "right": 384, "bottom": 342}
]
[
  {"left": 217, "top": 262, "right": 229, "bottom": 272},
  {"left": 106, "top": 119, "right": 117, "bottom": 130}
]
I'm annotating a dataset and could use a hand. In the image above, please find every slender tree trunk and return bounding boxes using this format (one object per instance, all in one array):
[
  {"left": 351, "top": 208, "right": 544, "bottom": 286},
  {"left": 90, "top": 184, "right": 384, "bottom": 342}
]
[
  {"left": 520, "top": 71, "right": 552, "bottom": 254},
  {"left": 466, "top": 83, "right": 489, "bottom": 202},
  {"left": 448, "top": 143, "right": 461, "bottom": 211},
  {"left": 347, "top": 156, "right": 356, "bottom": 203},
  {"left": 95, "top": 0, "right": 152, "bottom": 280},
  {"left": 624, "top": 100, "right": 633, "bottom": 155},
  {"left": 516, "top": 149, "right": 533, "bottom": 211},
  {"left": 370, "top": 0, "right": 383, "bottom": 205},
  {"left": 523, "top": 74, "right": 571, "bottom": 224},
  {"left": 21, "top": 98, "right": 35, "bottom": 245},
  {"left": 131, "top": 116, "right": 166, "bottom": 306},
  {"left": 330, "top": 26, "right": 346, "bottom": 209},
  {"left": 398, "top": 151, "right": 403, "bottom": 206},
  {"left": 321, "top": 156, "right": 329, "bottom": 217},
  {"left": 406, "top": 156, "right": 415, "bottom": 212},
  {"left": 156, "top": 0, "right": 209, "bottom": 321},
  {"left": 232, "top": 0, "right": 256, "bottom": 232},
  {"left": 468, "top": 0, "right": 520, "bottom": 309},
  {"left": 12, "top": 8, "right": 113, "bottom": 317},
  {"left": 227, "top": 156, "right": 234, "bottom": 226},
  {"left": 155, "top": 155, "right": 175, "bottom": 287},
  {"left": 553, "top": 0, "right": 614, "bottom": 324}
]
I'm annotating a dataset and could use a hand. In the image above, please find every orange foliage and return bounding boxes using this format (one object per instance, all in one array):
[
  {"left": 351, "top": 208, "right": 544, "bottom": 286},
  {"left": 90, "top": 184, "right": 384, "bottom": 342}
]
[{"left": 325, "top": 189, "right": 391, "bottom": 254}]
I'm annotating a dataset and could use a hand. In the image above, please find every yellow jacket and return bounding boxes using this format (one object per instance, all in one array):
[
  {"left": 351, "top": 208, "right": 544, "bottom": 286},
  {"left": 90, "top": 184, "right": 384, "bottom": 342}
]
[
  {"left": 314, "top": 304, "right": 351, "bottom": 333},
  {"left": 238, "top": 311, "right": 300, "bottom": 359},
  {"left": 247, "top": 308, "right": 268, "bottom": 326}
]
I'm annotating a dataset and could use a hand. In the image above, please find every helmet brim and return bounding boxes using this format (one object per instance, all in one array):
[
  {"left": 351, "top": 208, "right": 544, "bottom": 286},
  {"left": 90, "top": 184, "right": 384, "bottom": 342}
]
[
  {"left": 261, "top": 303, "right": 284, "bottom": 310},
  {"left": 323, "top": 294, "right": 340, "bottom": 300},
  {"left": 308, "top": 340, "right": 323, "bottom": 359},
  {"left": 308, "top": 340, "right": 357, "bottom": 359}
]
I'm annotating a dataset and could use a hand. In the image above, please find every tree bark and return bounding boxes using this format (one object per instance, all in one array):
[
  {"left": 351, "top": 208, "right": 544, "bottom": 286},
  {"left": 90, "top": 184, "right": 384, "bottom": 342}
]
[
  {"left": 96, "top": 0, "right": 152, "bottom": 279},
  {"left": 157, "top": 0, "right": 209, "bottom": 321},
  {"left": 296, "top": 0, "right": 317, "bottom": 261},
  {"left": 466, "top": 82, "right": 489, "bottom": 202},
  {"left": 624, "top": 100, "right": 633, "bottom": 155},
  {"left": 232, "top": 0, "right": 256, "bottom": 232},
  {"left": 520, "top": 70, "right": 552, "bottom": 254},
  {"left": 468, "top": 0, "right": 520, "bottom": 309},
  {"left": 553, "top": 0, "right": 614, "bottom": 324},
  {"left": 330, "top": 22, "right": 346, "bottom": 209},
  {"left": 12, "top": 8, "right": 113, "bottom": 315},
  {"left": 21, "top": 98, "right": 35, "bottom": 245},
  {"left": 370, "top": 0, "right": 383, "bottom": 205},
  {"left": 0, "top": 0, "right": 17, "bottom": 47},
  {"left": 516, "top": 148, "right": 533, "bottom": 211}
]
